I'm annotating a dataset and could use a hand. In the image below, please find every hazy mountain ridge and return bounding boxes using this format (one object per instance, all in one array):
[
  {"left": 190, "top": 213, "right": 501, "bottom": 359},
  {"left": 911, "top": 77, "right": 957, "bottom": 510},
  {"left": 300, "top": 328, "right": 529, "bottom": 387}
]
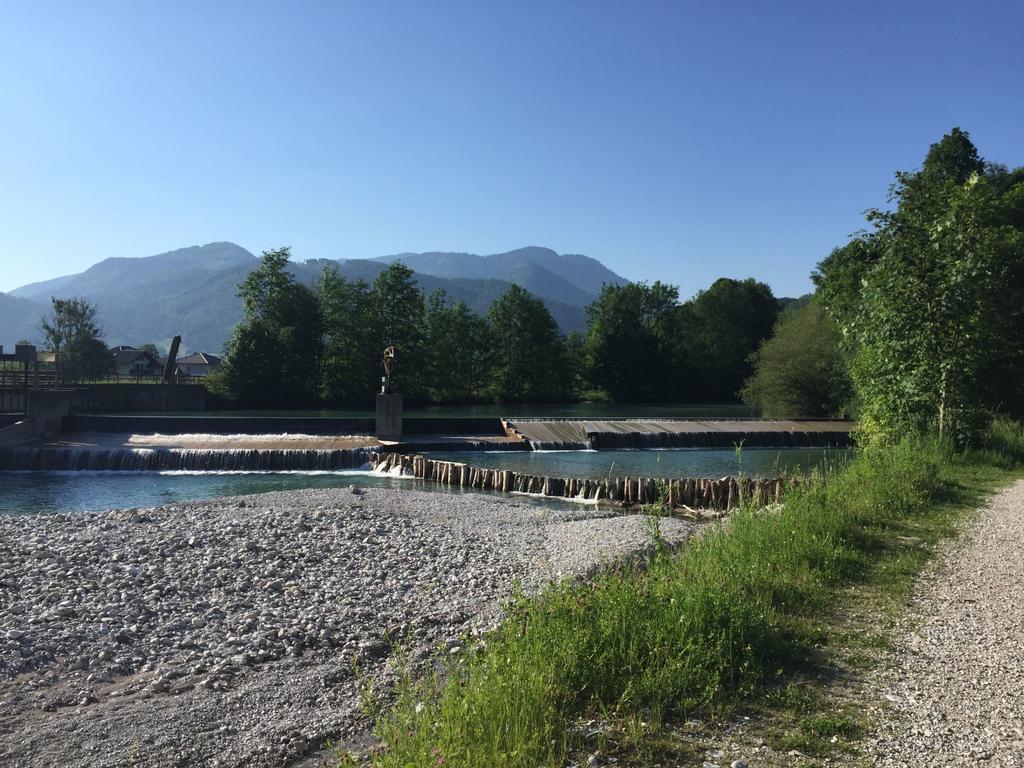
[
  {"left": 374, "top": 246, "right": 627, "bottom": 304},
  {"left": 3, "top": 243, "right": 622, "bottom": 352},
  {"left": 0, "top": 292, "right": 45, "bottom": 351}
]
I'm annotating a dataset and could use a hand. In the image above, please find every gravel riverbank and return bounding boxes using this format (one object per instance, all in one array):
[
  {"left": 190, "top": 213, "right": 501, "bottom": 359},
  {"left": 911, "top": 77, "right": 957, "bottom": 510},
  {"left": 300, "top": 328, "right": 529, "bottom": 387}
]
[
  {"left": 867, "top": 479, "right": 1024, "bottom": 766},
  {"left": 0, "top": 486, "right": 694, "bottom": 768}
]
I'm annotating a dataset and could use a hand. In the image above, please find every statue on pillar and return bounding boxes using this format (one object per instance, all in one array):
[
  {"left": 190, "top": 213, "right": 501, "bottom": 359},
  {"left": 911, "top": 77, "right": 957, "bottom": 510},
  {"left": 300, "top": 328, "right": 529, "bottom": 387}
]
[{"left": 381, "top": 346, "right": 397, "bottom": 394}]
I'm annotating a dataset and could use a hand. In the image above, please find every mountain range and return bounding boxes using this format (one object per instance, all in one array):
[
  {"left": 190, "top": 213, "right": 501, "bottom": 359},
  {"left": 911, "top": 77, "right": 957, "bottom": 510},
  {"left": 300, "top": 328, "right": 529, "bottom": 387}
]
[{"left": 1, "top": 243, "right": 627, "bottom": 353}]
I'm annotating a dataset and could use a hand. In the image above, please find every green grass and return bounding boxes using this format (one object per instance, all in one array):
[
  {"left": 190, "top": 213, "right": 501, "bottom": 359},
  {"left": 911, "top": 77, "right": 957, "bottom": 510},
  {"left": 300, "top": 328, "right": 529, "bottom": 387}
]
[{"left": 364, "top": 419, "right": 1024, "bottom": 768}]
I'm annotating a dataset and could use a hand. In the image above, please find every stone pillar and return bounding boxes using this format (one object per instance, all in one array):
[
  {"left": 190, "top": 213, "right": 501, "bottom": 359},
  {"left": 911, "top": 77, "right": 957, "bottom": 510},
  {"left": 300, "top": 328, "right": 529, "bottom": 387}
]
[{"left": 376, "top": 394, "right": 403, "bottom": 441}]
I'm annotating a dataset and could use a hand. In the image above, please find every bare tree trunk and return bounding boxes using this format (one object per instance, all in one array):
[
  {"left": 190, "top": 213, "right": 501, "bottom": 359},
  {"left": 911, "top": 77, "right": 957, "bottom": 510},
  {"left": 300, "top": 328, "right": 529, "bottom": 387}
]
[{"left": 938, "top": 368, "right": 947, "bottom": 440}]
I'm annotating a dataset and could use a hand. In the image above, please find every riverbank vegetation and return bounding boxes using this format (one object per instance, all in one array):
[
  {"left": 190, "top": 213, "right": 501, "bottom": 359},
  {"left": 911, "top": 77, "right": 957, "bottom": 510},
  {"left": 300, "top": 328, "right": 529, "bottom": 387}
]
[{"left": 360, "top": 423, "right": 1023, "bottom": 767}]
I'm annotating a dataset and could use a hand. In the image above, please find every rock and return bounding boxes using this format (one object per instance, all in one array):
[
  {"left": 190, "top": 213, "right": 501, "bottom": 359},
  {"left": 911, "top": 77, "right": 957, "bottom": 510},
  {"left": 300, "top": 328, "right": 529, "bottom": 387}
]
[
  {"left": 358, "top": 639, "right": 389, "bottom": 659},
  {"left": 5, "top": 629, "right": 25, "bottom": 641}
]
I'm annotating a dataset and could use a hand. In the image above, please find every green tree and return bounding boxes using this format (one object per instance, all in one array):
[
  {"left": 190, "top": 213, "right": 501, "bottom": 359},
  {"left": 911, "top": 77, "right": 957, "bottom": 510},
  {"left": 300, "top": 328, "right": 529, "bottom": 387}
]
[
  {"left": 677, "top": 278, "right": 780, "bottom": 402},
  {"left": 424, "top": 290, "right": 490, "bottom": 402},
  {"left": 218, "top": 247, "right": 323, "bottom": 406},
  {"left": 370, "top": 263, "right": 427, "bottom": 398},
  {"left": 821, "top": 128, "right": 1024, "bottom": 444},
  {"left": 486, "top": 285, "right": 572, "bottom": 403},
  {"left": 584, "top": 282, "right": 679, "bottom": 401},
  {"left": 741, "top": 300, "right": 852, "bottom": 417},
  {"left": 853, "top": 173, "right": 1018, "bottom": 443},
  {"left": 40, "top": 297, "right": 112, "bottom": 380},
  {"left": 811, "top": 237, "right": 881, "bottom": 342},
  {"left": 318, "top": 266, "right": 377, "bottom": 403}
]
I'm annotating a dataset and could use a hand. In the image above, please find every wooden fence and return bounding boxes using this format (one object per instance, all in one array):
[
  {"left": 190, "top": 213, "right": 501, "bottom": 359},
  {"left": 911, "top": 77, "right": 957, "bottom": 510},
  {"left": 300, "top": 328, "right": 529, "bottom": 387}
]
[{"left": 371, "top": 452, "right": 797, "bottom": 511}]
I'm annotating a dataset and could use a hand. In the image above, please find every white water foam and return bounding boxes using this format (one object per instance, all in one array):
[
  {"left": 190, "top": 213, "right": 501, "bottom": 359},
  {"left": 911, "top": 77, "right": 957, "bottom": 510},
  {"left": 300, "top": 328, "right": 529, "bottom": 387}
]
[{"left": 126, "top": 433, "right": 375, "bottom": 446}]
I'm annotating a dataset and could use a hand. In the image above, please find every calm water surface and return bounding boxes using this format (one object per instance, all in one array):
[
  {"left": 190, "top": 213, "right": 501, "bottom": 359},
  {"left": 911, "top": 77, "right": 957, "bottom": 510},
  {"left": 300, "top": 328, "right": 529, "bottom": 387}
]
[
  {"left": 0, "top": 471, "right": 571, "bottom": 516},
  {"left": 429, "top": 448, "right": 850, "bottom": 480}
]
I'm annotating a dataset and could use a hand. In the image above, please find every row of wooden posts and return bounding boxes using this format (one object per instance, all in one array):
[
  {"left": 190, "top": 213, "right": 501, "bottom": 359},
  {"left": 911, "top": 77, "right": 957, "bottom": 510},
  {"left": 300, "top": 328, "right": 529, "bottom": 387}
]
[{"left": 370, "top": 452, "right": 797, "bottom": 511}]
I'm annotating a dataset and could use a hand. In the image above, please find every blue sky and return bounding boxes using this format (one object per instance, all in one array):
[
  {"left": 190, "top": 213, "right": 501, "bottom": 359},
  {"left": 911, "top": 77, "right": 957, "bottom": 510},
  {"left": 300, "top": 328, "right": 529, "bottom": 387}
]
[{"left": 1, "top": 1, "right": 1021, "bottom": 297}]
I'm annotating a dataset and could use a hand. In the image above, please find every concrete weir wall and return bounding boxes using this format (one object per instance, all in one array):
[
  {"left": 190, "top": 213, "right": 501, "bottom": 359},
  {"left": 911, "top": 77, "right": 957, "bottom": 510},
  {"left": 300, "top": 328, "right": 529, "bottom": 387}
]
[
  {"left": 65, "top": 414, "right": 377, "bottom": 435},
  {"left": 506, "top": 418, "right": 854, "bottom": 450},
  {"left": 0, "top": 390, "right": 78, "bottom": 447},
  {"left": 372, "top": 451, "right": 795, "bottom": 511},
  {"left": 63, "top": 414, "right": 507, "bottom": 437},
  {"left": 76, "top": 384, "right": 208, "bottom": 413}
]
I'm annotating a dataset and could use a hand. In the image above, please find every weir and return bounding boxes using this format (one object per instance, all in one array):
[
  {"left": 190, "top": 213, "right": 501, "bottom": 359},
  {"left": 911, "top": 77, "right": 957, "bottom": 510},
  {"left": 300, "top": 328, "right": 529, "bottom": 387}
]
[
  {"left": 370, "top": 451, "right": 795, "bottom": 511},
  {"left": 0, "top": 447, "right": 373, "bottom": 472},
  {"left": 506, "top": 418, "right": 854, "bottom": 450}
]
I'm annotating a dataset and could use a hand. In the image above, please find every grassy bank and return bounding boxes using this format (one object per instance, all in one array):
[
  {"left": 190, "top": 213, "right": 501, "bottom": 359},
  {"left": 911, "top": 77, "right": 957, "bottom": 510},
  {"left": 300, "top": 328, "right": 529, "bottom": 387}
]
[{"left": 363, "top": 421, "right": 1024, "bottom": 767}]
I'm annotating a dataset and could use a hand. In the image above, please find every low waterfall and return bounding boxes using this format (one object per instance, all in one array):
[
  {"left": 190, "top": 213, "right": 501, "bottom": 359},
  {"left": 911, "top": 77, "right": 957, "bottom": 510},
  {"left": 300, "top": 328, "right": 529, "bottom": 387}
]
[
  {"left": 527, "top": 438, "right": 592, "bottom": 451},
  {"left": 0, "top": 447, "right": 373, "bottom": 472}
]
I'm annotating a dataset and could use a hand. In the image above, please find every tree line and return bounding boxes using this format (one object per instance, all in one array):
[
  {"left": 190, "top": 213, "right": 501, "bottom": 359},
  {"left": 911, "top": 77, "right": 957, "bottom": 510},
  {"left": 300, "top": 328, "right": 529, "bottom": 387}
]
[{"left": 211, "top": 250, "right": 785, "bottom": 407}]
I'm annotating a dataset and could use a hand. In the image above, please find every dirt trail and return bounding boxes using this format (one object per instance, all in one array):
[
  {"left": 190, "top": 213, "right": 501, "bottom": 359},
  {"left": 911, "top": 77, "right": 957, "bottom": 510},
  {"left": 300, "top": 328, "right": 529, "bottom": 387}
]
[{"left": 868, "top": 479, "right": 1024, "bottom": 766}]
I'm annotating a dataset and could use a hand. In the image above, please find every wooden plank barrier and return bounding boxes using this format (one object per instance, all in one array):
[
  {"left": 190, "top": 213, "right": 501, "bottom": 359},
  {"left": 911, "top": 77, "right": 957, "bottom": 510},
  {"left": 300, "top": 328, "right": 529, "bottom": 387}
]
[{"left": 369, "top": 452, "right": 796, "bottom": 511}]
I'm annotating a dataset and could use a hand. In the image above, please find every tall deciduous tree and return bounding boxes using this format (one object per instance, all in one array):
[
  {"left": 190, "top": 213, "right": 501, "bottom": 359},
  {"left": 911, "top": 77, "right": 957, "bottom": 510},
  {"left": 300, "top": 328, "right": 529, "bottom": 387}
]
[
  {"left": 677, "top": 278, "right": 780, "bottom": 402},
  {"left": 817, "top": 128, "right": 1024, "bottom": 444},
  {"left": 318, "top": 266, "right": 376, "bottom": 403},
  {"left": 40, "top": 297, "right": 112, "bottom": 380},
  {"left": 486, "top": 285, "right": 572, "bottom": 403},
  {"left": 741, "top": 300, "right": 851, "bottom": 417},
  {"left": 584, "top": 282, "right": 679, "bottom": 402},
  {"left": 424, "top": 290, "right": 490, "bottom": 402},
  {"left": 217, "top": 247, "right": 323, "bottom": 406}
]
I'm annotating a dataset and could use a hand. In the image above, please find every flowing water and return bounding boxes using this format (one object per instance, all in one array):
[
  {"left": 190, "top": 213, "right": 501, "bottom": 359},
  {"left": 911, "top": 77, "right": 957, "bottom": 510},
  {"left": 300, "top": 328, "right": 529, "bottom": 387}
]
[
  {"left": 0, "top": 446, "right": 372, "bottom": 472},
  {"left": 0, "top": 447, "right": 850, "bottom": 515}
]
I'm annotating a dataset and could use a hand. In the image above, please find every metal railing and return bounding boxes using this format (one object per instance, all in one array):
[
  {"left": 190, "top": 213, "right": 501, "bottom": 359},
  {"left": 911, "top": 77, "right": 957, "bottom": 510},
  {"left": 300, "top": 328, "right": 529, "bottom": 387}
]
[{"left": 0, "top": 369, "right": 204, "bottom": 388}]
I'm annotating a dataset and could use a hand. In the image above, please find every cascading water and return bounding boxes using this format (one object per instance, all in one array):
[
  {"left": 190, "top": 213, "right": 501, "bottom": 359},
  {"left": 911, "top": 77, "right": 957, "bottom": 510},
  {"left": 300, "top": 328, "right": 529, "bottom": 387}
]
[
  {"left": 0, "top": 447, "right": 374, "bottom": 472},
  {"left": 527, "top": 439, "right": 593, "bottom": 451},
  {"left": 506, "top": 420, "right": 592, "bottom": 450}
]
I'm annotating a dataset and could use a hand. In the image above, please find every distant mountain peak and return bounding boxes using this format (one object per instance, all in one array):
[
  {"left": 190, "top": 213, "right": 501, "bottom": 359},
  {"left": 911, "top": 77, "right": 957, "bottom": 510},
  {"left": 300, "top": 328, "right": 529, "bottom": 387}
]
[
  {"left": 3, "top": 242, "right": 625, "bottom": 352},
  {"left": 373, "top": 246, "right": 627, "bottom": 300}
]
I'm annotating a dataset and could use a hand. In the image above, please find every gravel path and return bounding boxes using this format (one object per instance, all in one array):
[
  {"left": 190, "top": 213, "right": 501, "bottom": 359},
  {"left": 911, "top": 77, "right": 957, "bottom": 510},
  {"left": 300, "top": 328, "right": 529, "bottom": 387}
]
[
  {"left": 0, "top": 486, "right": 693, "bottom": 768},
  {"left": 868, "top": 479, "right": 1024, "bottom": 767}
]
